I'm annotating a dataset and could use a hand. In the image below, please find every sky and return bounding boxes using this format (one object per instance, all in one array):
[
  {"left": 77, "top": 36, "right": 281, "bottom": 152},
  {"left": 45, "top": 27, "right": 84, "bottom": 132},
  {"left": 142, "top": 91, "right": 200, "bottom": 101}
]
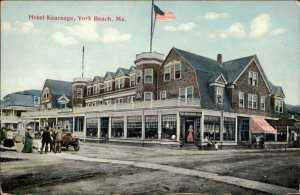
[{"left": 1, "top": 1, "right": 299, "bottom": 105}]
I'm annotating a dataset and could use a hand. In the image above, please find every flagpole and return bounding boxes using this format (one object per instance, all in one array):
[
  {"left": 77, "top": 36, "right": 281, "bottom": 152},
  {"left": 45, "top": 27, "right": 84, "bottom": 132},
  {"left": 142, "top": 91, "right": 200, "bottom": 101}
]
[
  {"left": 82, "top": 46, "right": 84, "bottom": 78},
  {"left": 150, "top": 0, "right": 154, "bottom": 52}
]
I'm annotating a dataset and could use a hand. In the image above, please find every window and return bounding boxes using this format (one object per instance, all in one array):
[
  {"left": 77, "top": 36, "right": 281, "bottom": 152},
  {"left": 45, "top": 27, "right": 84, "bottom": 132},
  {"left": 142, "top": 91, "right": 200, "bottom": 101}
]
[
  {"left": 128, "top": 96, "right": 135, "bottom": 103},
  {"left": 144, "top": 92, "right": 152, "bottom": 101},
  {"left": 248, "top": 71, "right": 258, "bottom": 86},
  {"left": 223, "top": 117, "right": 236, "bottom": 141},
  {"left": 179, "top": 87, "right": 193, "bottom": 102},
  {"left": 239, "top": 92, "right": 244, "bottom": 107},
  {"left": 275, "top": 99, "right": 283, "bottom": 113},
  {"left": 240, "top": 119, "right": 249, "bottom": 141},
  {"left": 87, "top": 87, "right": 92, "bottom": 96},
  {"left": 116, "top": 98, "right": 123, "bottom": 104},
  {"left": 105, "top": 81, "right": 112, "bottom": 91},
  {"left": 260, "top": 96, "right": 265, "bottom": 110},
  {"left": 130, "top": 75, "right": 136, "bottom": 86},
  {"left": 216, "top": 87, "right": 224, "bottom": 104},
  {"left": 161, "top": 115, "right": 177, "bottom": 140},
  {"left": 248, "top": 94, "right": 257, "bottom": 109},
  {"left": 160, "top": 90, "right": 166, "bottom": 100},
  {"left": 34, "top": 96, "right": 40, "bottom": 106},
  {"left": 127, "top": 116, "right": 142, "bottom": 138},
  {"left": 174, "top": 63, "right": 181, "bottom": 79},
  {"left": 116, "top": 78, "right": 125, "bottom": 89},
  {"left": 136, "top": 70, "right": 142, "bottom": 84},
  {"left": 57, "top": 117, "right": 73, "bottom": 131},
  {"left": 164, "top": 67, "right": 171, "bottom": 81},
  {"left": 145, "top": 115, "right": 158, "bottom": 139},
  {"left": 73, "top": 89, "right": 76, "bottom": 98},
  {"left": 111, "top": 117, "right": 124, "bottom": 138},
  {"left": 76, "top": 88, "right": 82, "bottom": 98},
  {"left": 204, "top": 115, "right": 220, "bottom": 141},
  {"left": 104, "top": 100, "right": 111, "bottom": 105},
  {"left": 144, "top": 69, "right": 153, "bottom": 83},
  {"left": 42, "top": 88, "right": 49, "bottom": 99},
  {"left": 86, "top": 118, "right": 98, "bottom": 137}
]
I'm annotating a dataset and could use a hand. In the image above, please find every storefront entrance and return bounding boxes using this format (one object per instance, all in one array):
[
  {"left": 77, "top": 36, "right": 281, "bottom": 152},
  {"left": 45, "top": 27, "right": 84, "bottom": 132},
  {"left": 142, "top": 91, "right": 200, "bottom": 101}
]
[{"left": 180, "top": 112, "right": 202, "bottom": 144}]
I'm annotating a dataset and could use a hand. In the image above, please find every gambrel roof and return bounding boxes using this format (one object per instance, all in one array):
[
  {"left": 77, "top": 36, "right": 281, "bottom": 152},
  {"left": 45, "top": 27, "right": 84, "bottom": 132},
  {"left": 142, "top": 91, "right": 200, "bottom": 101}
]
[{"left": 45, "top": 79, "right": 72, "bottom": 108}]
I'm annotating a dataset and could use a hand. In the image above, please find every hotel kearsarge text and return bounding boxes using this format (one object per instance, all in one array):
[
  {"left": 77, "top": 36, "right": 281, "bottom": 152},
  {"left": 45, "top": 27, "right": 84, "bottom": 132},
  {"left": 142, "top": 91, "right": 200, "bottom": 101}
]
[{"left": 28, "top": 15, "right": 127, "bottom": 22}]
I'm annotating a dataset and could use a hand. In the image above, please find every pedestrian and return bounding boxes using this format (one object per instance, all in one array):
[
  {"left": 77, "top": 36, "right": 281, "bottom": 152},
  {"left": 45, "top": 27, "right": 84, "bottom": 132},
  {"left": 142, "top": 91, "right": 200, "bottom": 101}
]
[
  {"left": 53, "top": 127, "right": 62, "bottom": 153},
  {"left": 187, "top": 125, "right": 194, "bottom": 143},
  {"left": 22, "top": 126, "right": 34, "bottom": 153},
  {"left": 251, "top": 135, "right": 257, "bottom": 149},
  {"left": 40, "top": 126, "right": 52, "bottom": 154},
  {"left": 3, "top": 127, "right": 14, "bottom": 148},
  {"left": 259, "top": 136, "right": 265, "bottom": 149}
]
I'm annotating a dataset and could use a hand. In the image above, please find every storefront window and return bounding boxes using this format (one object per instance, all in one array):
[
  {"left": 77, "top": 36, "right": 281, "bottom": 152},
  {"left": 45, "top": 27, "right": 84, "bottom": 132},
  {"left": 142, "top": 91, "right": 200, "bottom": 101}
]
[
  {"left": 86, "top": 118, "right": 98, "bottom": 137},
  {"left": 240, "top": 119, "right": 249, "bottom": 141},
  {"left": 57, "top": 117, "right": 73, "bottom": 132},
  {"left": 161, "top": 115, "right": 177, "bottom": 139},
  {"left": 223, "top": 117, "right": 236, "bottom": 141},
  {"left": 127, "top": 116, "right": 142, "bottom": 138},
  {"left": 111, "top": 117, "right": 124, "bottom": 138},
  {"left": 74, "top": 117, "right": 84, "bottom": 132},
  {"left": 277, "top": 126, "right": 287, "bottom": 141},
  {"left": 100, "top": 118, "right": 109, "bottom": 138},
  {"left": 204, "top": 115, "right": 220, "bottom": 141},
  {"left": 145, "top": 115, "right": 158, "bottom": 139}
]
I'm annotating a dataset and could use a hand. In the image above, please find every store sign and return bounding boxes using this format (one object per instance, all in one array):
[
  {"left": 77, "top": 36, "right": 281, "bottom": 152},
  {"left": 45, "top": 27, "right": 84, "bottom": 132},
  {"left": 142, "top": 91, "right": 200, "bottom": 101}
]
[{"left": 180, "top": 112, "right": 202, "bottom": 117}]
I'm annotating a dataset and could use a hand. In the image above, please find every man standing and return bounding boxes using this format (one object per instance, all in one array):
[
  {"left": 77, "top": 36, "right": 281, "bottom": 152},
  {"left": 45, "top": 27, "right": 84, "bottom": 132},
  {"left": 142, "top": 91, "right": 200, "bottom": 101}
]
[
  {"left": 53, "top": 127, "right": 62, "bottom": 153},
  {"left": 40, "top": 126, "right": 52, "bottom": 154}
]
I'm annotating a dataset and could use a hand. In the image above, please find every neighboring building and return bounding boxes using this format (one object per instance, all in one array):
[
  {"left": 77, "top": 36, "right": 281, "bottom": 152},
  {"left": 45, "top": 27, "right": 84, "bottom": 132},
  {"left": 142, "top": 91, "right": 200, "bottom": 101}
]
[
  {"left": 0, "top": 90, "right": 41, "bottom": 131},
  {"left": 286, "top": 104, "right": 300, "bottom": 143},
  {"left": 40, "top": 79, "right": 72, "bottom": 110},
  {"left": 72, "top": 77, "right": 92, "bottom": 107},
  {"left": 22, "top": 48, "right": 289, "bottom": 147}
]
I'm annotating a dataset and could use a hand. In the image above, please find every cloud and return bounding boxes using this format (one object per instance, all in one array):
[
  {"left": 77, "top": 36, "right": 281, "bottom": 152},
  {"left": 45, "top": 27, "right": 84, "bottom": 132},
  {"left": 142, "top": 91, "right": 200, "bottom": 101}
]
[
  {"left": 14, "top": 20, "right": 39, "bottom": 33},
  {"left": 101, "top": 27, "right": 131, "bottom": 43},
  {"left": 204, "top": 12, "right": 229, "bottom": 20},
  {"left": 1, "top": 21, "right": 12, "bottom": 33},
  {"left": 52, "top": 31, "right": 78, "bottom": 46},
  {"left": 163, "top": 22, "right": 201, "bottom": 36},
  {"left": 250, "top": 14, "right": 272, "bottom": 38},
  {"left": 65, "top": 21, "right": 100, "bottom": 42},
  {"left": 220, "top": 23, "right": 246, "bottom": 39},
  {"left": 269, "top": 28, "right": 286, "bottom": 36}
]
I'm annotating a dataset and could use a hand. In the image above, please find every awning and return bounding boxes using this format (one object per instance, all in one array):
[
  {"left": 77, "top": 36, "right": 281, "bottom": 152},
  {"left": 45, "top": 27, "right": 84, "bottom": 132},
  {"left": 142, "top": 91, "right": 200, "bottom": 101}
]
[{"left": 250, "top": 117, "right": 277, "bottom": 134}]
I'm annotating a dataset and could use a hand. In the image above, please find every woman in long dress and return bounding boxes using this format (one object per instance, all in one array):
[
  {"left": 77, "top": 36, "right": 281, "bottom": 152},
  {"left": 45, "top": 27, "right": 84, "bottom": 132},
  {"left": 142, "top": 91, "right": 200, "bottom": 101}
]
[
  {"left": 22, "top": 127, "right": 33, "bottom": 153},
  {"left": 187, "top": 125, "right": 194, "bottom": 143}
]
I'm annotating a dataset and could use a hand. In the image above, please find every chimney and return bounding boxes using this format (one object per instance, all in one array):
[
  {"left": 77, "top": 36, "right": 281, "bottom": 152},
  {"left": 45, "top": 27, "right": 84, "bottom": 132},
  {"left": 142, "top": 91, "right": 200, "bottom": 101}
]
[{"left": 217, "top": 54, "right": 222, "bottom": 64}]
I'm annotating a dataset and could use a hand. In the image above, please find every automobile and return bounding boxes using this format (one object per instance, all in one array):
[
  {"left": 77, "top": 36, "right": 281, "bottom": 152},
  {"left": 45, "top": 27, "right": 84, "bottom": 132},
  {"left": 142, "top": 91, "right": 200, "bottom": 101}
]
[{"left": 61, "top": 131, "right": 80, "bottom": 151}]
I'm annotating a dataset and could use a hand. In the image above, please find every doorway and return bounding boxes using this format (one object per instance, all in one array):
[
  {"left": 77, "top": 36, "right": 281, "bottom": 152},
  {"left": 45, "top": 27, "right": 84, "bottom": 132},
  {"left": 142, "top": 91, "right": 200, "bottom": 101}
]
[{"left": 181, "top": 117, "right": 201, "bottom": 144}]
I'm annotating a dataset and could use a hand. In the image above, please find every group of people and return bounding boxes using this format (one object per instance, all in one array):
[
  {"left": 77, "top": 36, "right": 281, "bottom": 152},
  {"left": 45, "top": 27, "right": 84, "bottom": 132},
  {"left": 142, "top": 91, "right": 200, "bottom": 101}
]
[
  {"left": 2, "top": 125, "right": 64, "bottom": 154},
  {"left": 251, "top": 135, "right": 265, "bottom": 149}
]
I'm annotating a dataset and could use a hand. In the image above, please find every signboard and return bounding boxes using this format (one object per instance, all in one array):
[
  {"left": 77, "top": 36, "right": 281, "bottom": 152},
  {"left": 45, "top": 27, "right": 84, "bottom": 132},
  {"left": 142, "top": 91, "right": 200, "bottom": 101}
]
[{"left": 179, "top": 112, "right": 202, "bottom": 117}]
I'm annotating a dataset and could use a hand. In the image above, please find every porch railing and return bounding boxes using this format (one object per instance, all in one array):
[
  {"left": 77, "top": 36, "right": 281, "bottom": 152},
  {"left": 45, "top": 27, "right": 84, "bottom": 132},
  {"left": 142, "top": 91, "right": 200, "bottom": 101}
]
[{"left": 22, "top": 98, "right": 200, "bottom": 117}]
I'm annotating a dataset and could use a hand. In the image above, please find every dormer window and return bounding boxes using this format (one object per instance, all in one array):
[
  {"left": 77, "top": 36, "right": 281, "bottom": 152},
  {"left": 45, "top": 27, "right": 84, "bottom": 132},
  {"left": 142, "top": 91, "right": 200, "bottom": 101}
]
[
  {"left": 105, "top": 81, "right": 112, "bottom": 91},
  {"left": 136, "top": 70, "right": 142, "bottom": 84},
  {"left": 275, "top": 99, "right": 283, "bottom": 113},
  {"left": 42, "top": 88, "right": 49, "bottom": 99},
  {"left": 130, "top": 75, "right": 135, "bottom": 86},
  {"left": 115, "top": 78, "right": 125, "bottom": 90},
  {"left": 216, "top": 87, "right": 224, "bottom": 104},
  {"left": 76, "top": 88, "right": 83, "bottom": 98},
  {"left": 249, "top": 71, "right": 258, "bottom": 86}
]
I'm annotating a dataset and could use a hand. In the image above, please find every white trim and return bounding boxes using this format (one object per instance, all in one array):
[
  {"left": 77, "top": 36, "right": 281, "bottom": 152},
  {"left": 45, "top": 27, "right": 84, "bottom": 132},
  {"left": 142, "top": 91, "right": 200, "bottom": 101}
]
[
  {"left": 144, "top": 92, "right": 152, "bottom": 101},
  {"left": 209, "top": 83, "right": 226, "bottom": 87},
  {"left": 144, "top": 68, "right": 153, "bottom": 84}
]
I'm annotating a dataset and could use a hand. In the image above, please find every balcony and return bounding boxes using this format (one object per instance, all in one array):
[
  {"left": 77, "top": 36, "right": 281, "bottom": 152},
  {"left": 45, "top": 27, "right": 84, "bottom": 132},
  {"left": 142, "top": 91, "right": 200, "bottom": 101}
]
[{"left": 22, "top": 98, "right": 201, "bottom": 118}]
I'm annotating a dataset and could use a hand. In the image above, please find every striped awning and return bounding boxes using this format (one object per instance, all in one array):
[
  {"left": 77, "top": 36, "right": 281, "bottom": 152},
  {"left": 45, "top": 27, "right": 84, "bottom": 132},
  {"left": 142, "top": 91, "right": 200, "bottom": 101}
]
[{"left": 250, "top": 117, "right": 277, "bottom": 134}]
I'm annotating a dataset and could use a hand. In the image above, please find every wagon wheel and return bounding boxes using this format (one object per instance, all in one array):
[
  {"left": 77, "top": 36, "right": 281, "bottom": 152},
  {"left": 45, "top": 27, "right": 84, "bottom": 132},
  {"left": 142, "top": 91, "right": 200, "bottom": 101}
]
[{"left": 73, "top": 140, "right": 80, "bottom": 151}]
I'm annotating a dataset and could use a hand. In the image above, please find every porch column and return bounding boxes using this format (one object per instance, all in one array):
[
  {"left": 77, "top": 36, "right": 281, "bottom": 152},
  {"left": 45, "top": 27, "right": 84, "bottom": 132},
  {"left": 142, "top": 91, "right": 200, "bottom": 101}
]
[
  {"left": 108, "top": 116, "right": 112, "bottom": 139},
  {"left": 97, "top": 117, "right": 101, "bottom": 138},
  {"left": 124, "top": 115, "right": 128, "bottom": 139},
  {"left": 83, "top": 116, "right": 87, "bottom": 142},
  {"left": 176, "top": 112, "right": 180, "bottom": 141},
  {"left": 158, "top": 111, "right": 162, "bottom": 139},
  {"left": 235, "top": 117, "right": 238, "bottom": 143},
  {"left": 220, "top": 111, "right": 224, "bottom": 143},
  {"left": 286, "top": 126, "right": 289, "bottom": 142},
  {"left": 201, "top": 112, "right": 205, "bottom": 142},
  {"left": 72, "top": 116, "right": 75, "bottom": 133},
  {"left": 141, "top": 110, "right": 145, "bottom": 140}
]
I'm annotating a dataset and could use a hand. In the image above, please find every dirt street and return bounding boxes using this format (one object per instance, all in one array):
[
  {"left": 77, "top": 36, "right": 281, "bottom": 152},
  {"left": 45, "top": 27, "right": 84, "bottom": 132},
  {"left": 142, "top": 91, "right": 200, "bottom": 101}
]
[{"left": 1, "top": 142, "right": 299, "bottom": 194}]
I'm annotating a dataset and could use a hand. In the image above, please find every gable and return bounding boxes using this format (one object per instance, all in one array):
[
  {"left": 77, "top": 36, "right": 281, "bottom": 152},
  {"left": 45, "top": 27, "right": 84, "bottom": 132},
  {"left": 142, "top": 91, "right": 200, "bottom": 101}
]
[
  {"left": 128, "top": 66, "right": 136, "bottom": 75},
  {"left": 234, "top": 58, "right": 271, "bottom": 93},
  {"left": 104, "top": 72, "right": 113, "bottom": 81},
  {"left": 57, "top": 95, "right": 70, "bottom": 103},
  {"left": 275, "top": 87, "right": 285, "bottom": 98},
  {"left": 115, "top": 69, "right": 125, "bottom": 78}
]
